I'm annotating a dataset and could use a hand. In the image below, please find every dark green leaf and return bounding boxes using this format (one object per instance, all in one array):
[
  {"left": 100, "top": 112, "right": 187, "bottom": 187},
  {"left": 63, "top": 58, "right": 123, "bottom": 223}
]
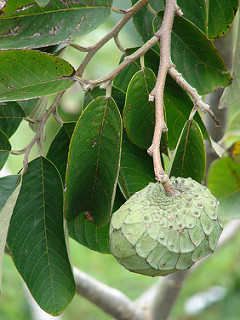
[
  {"left": 65, "top": 97, "right": 122, "bottom": 226},
  {"left": 114, "top": 48, "right": 209, "bottom": 147},
  {"left": 123, "top": 68, "right": 156, "bottom": 149},
  {"left": 68, "top": 186, "right": 125, "bottom": 253},
  {"left": 0, "top": 50, "right": 74, "bottom": 102},
  {"left": 169, "top": 120, "right": 206, "bottom": 183},
  {"left": 164, "top": 76, "right": 209, "bottom": 149},
  {"left": 47, "top": 122, "right": 76, "bottom": 183},
  {"left": 0, "top": 0, "right": 112, "bottom": 49},
  {"left": 0, "top": 130, "right": 11, "bottom": 169},
  {"left": 132, "top": 0, "right": 238, "bottom": 41},
  {"left": 118, "top": 132, "right": 155, "bottom": 199},
  {"left": 154, "top": 14, "right": 231, "bottom": 95},
  {"left": 0, "top": 175, "right": 21, "bottom": 291},
  {"left": 131, "top": 0, "right": 164, "bottom": 42},
  {"left": 84, "top": 86, "right": 125, "bottom": 113},
  {"left": 68, "top": 214, "right": 110, "bottom": 253},
  {"left": 207, "top": 157, "right": 240, "bottom": 220},
  {"left": 0, "top": 102, "right": 25, "bottom": 138},
  {"left": 7, "top": 157, "right": 76, "bottom": 316},
  {"left": 208, "top": 0, "right": 238, "bottom": 39}
]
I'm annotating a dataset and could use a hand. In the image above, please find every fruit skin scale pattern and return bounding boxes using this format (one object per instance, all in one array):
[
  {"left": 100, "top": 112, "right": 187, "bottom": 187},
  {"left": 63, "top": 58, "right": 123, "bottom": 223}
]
[{"left": 109, "top": 177, "right": 223, "bottom": 277}]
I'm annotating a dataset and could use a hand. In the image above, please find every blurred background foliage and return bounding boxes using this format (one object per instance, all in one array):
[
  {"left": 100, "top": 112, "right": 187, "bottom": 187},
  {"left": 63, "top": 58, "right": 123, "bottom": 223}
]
[{"left": 1, "top": 0, "right": 240, "bottom": 319}]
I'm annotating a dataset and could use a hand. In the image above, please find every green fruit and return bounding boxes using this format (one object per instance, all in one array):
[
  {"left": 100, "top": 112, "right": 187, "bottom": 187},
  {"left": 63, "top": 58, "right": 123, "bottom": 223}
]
[{"left": 109, "top": 177, "right": 222, "bottom": 277}]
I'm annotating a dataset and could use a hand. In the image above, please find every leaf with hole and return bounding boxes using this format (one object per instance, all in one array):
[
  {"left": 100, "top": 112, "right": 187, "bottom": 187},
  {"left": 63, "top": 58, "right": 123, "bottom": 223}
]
[
  {"left": 169, "top": 120, "right": 206, "bottom": 183},
  {"left": 0, "top": 50, "right": 74, "bottom": 102},
  {"left": 65, "top": 97, "right": 122, "bottom": 226},
  {"left": 7, "top": 157, "right": 76, "bottom": 316},
  {"left": 0, "top": 0, "right": 112, "bottom": 49},
  {"left": 0, "top": 102, "right": 25, "bottom": 138}
]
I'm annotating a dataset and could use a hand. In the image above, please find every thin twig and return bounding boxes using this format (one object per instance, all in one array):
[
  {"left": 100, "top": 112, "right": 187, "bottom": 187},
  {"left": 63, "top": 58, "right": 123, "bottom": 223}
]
[
  {"left": 74, "top": 35, "right": 161, "bottom": 89},
  {"left": 168, "top": 66, "right": 220, "bottom": 125},
  {"left": 75, "top": 0, "right": 149, "bottom": 77},
  {"left": 147, "top": 0, "right": 182, "bottom": 196},
  {"left": 114, "top": 35, "right": 126, "bottom": 52}
]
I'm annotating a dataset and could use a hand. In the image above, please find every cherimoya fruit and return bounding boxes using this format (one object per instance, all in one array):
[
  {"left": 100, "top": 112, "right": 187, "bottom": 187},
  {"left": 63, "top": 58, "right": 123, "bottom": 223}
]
[{"left": 109, "top": 177, "right": 223, "bottom": 276}]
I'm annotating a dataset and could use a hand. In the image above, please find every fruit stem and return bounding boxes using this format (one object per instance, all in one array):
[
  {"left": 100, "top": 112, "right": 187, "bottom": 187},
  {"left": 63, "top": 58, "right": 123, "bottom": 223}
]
[{"left": 147, "top": 0, "right": 181, "bottom": 196}]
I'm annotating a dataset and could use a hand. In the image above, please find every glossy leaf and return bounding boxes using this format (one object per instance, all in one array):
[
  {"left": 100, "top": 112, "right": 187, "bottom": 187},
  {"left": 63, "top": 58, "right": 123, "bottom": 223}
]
[
  {"left": 169, "top": 120, "right": 206, "bottom": 183},
  {"left": 0, "top": 50, "right": 74, "bottom": 102},
  {"left": 115, "top": 48, "right": 209, "bottom": 147},
  {"left": 47, "top": 122, "right": 76, "bottom": 183},
  {"left": 18, "top": 99, "right": 38, "bottom": 116},
  {"left": 0, "top": 102, "right": 25, "bottom": 138},
  {"left": 164, "top": 76, "right": 209, "bottom": 149},
  {"left": 132, "top": 0, "right": 238, "bottom": 41},
  {"left": 0, "top": 0, "right": 112, "bottom": 49},
  {"left": 131, "top": 0, "right": 164, "bottom": 42},
  {"left": 84, "top": 87, "right": 125, "bottom": 113},
  {"left": 0, "top": 130, "right": 11, "bottom": 169},
  {"left": 118, "top": 132, "right": 155, "bottom": 199},
  {"left": 207, "top": 157, "right": 240, "bottom": 220},
  {"left": 154, "top": 14, "right": 231, "bottom": 95},
  {"left": 123, "top": 68, "right": 156, "bottom": 149},
  {"left": 65, "top": 97, "right": 122, "bottom": 226},
  {"left": 7, "top": 157, "right": 76, "bottom": 316},
  {"left": 0, "top": 175, "right": 21, "bottom": 292},
  {"left": 68, "top": 186, "right": 125, "bottom": 253},
  {"left": 207, "top": 0, "right": 238, "bottom": 39}
]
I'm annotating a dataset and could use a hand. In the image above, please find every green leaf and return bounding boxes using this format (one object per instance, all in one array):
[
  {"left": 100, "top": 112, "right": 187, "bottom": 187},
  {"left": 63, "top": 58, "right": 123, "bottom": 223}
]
[
  {"left": 0, "top": 102, "right": 25, "bottom": 138},
  {"left": 123, "top": 68, "right": 156, "bottom": 149},
  {"left": 169, "top": 120, "right": 206, "bottom": 183},
  {"left": 35, "top": 0, "right": 50, "bottom": 6},
  {"left": 118, "top": 132, "right": 155, "bottom": 199},
  {"left": 0, "top": 0, "right": 112, "bottom": 49},
  {"left": 68, "top": 186, "right": 125, "bottom": 253},
  {"left": 65, "top": 97, "right": 122, "bottom": 226},
  {"left": 7, "top": 157, "right": 76, "bottom": 316},
  {"left": 0, "top": 50, "right": 74, "bottom": 102},
  {"left": 154, "top": 13, "right": 231, "bottom": 95},
  {"left": 0, "top": 175, "right": 21, "bottom": 292},
  {"left": 114, "top": 48, "right": 209, "bottom": 147},
  {"left": 47, "top": 122, "right": 76, "bottom": 183},
  {"left": 84, "top": 87, "right": 126, "bottom": 113},
  {"left": 0, "top": 130, "right": 11, "bottom": 169},
  {"left": 207, "top": 157, "right": 240, "bottom": 220},
  {"left": 207, "top": 157, "right": 240, "bottom": 198},
  {"left": 207, "top": 0, "right": 238, "bottom": 39},
  {"left": 132, "top": 0, "right": 238, "bottom": 42},
  {"left": 131, "top": 0, "right": 164, "bottom": 42},
  {"left": 164, "top": 76, "right": 209, "bottom": 149}
]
